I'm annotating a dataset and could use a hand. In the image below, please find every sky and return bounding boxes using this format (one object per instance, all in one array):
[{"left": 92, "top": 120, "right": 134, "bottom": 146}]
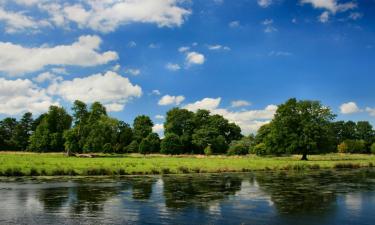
[{"left": 0, "top": 0, "right": 374, "bottom": 136}]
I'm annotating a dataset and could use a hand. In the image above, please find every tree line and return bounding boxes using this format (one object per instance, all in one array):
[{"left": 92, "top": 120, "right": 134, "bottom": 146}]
[{"left": 0, "top": 98, "right": 374, "bottom": 159}]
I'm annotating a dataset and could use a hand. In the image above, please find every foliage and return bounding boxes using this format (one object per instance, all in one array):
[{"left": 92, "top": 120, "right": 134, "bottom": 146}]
[
  {"left": 126, "top": 140, "right": 139, "bottom": 153},
  {"left": 29, "top": 106, "right": 72, "bottom": 152},
  {"left": 257, "top": 98, "right": 336, "bottom": 159},
  {"left": 338, "top": 140, "right": 367, "bottom": 154},
  {"left": 228, "top": 135, "right": 254, "bottom": 155},
  {"left": 371, "top": 143, "right": 375, "bottom": 154},
  {"left": 161, "top": 133, "right": 182, "bottom": 154},
  {"left": 133, "top": 115, "right": 153, "bottom": 142},
  {"left": 253, "top": 143, "right": 268, "bottom": 156},
  {"left": 204, "top": 145, "right": 213, "bottom": 155}
]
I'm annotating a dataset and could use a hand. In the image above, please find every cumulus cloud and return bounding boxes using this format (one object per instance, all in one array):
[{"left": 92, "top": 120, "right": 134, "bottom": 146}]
[
  {"left": 300, "top": 0, "right": 357, "bottom": 13},
  {"left": 165, "top": 63, "right": 181, "bottom": 71},
  {"left": 0, "top": 77, "right": 58, "bottom": 115},
  {"left": 184, "top": 97, "right": 222, "bottom": 111},
  {"left": 151, "top": 89, "right": 161, "bottom": 95},
  {"left": 6, "top": 0, "right": 191, "bottom": 33},
  {"left": 340, "top": 102, "right": 360, "bottom": 114},
  {"left": 152, "top": 123, "right": 164, "bottom": 136},
  {"left": 184, "top": 97, "right": 277, "bottom": 134},
  {"left": 185, "top": 51, "right": 205, "bottom": 65},
  {"left": 33, "top": 72, "right": 62, "bottom": 83},
  {"left": 0, "top": 7, "right": 50, "bottom": 33},
  {"left": 48, "top": 71, "right": 142, "bottom": 112},
  {"left": 231, "top": 100, "right": 251, "bottom": 108},
  {"left": 258, "top": 0, "right": 272, "bottom": 8},
  {"left": 0, "top": 35, "right": 118, "bottom": 75},
  {"left": 158, "top": 95, "right": 185, "bottom": 106}
]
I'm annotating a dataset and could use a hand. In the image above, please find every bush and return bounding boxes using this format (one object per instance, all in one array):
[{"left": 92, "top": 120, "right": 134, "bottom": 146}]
[
  {"left": 139, "top": 138, "right": 151, "bottom": 154},
  {"left": 371, "top": 143, "right": 375, "bottom": 154},
  {"left": 253, "top": 143, "right": 267, "bottom": 156},
  {"left": 227, "top": 141, "right": 248, "bottom": 155},
  {"left": 126, "top": 140, "right": 139, "bottom": 153},
  {"left": 160, "top": 133, "right": 182, "bottom": 154},
  {"left": 337, "top": 140, "right": 366, "bottom": 153},
  {"left": 204, "top": 145, "right": 213, "bottom": 155}
]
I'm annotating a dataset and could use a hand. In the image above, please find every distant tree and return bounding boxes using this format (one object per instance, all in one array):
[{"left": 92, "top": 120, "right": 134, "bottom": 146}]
[
  {"left": 116, "top": 121, "right": 133, "bottom": 152},
  {"left": 356, "top": 121, "right": 374, "bottom": 149},
  {"left": 133, "top": 115, "right": 153, "bottom": 142},
  {"left": 228, "top": 135, "right": 255, "bottom": 155},
  {"left": 13, "top": 112, "right": 34, "bottom": 150},
  {"left": 0, "top": 117, "right": 18, "bottom": 150},
  {"left": 146, "top": 133, "right": 160, "bottom": 153},
  {"left": 139, "top": 138, "right": 152, "bottom": 154},
  {"left": 338, "top": 140, "right": 366, "bottom": 154},
  {"left": 161, "top": 133, "right": 182, "bottom": 154},
  {"left": 29, "top": 106, "right": 72, "bottom": 152},
  {"left": 126, "top": 140, "right": 139, "bottom": 153},
  {"left": 371, "top": 143, "right": 375, "bottom": 154},
  {"left": 266, "top": 98, "right": 335, "bottom": 160}
]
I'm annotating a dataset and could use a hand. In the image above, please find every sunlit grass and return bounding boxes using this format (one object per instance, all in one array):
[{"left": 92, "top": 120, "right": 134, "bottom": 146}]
[{"left": 0, "top": 152, "right": 374, "bottom": 176}]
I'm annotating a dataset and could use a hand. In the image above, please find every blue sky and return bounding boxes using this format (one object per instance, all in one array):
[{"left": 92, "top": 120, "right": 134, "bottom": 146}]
[{"left": 0, "top": 0, "right": 374, "bottom": 134}]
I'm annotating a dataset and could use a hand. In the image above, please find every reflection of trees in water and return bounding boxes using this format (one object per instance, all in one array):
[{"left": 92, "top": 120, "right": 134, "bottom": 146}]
[
  {"left": 131, "top": 177, "right": 157, "bottom": 200},
  {"left": 162, "top": 174, "right": 242, "bottom": 209},
  {"left": 36, "top": 177, "right": 157, "bottom": 214},
  {"left": 255, "top": 169, "right": 375, "bottom": 214}
]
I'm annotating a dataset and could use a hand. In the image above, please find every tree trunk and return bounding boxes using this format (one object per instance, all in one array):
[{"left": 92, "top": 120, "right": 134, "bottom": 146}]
[{"left": 301, "top": 152, "right": 308, "bottom": 160}]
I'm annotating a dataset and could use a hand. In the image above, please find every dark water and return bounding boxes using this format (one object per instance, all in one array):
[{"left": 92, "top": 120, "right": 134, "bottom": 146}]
[{"left": 1, "top": 169, "right": 375, "bottom": 225}]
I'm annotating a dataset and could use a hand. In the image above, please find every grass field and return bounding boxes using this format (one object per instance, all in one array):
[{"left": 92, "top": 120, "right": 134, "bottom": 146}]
[{"left": 1, "top": 152, "right": 375, "bottom": 176}]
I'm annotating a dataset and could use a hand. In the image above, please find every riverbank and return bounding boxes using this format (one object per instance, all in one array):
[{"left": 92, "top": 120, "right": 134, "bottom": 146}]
[{"left": 1, "top": 152, "right": 375, "bottom": 176}]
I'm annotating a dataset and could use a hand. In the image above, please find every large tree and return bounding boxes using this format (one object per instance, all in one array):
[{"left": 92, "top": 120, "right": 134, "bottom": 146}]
[
  {"left": 266, "top": 98, "right": 335, "bottom": 160},
  {"left": 13, "top": 112, "right": 34, "bottom": 150},
  {"left": 133, "top": 115, "right": 153, "bottom": 142},
  {"left": 29, "top": 106, "right": 72, "bottom": 152}
]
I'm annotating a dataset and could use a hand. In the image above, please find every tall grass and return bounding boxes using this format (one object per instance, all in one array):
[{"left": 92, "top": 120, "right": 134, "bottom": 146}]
[{"left": 0, "top": 152, "right": 375, "bottom": 176}]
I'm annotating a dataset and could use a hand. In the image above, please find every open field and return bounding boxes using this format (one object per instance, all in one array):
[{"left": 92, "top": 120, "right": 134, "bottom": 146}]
[{"left": 1, "top": 152, "right": 375, "bottom": 176}]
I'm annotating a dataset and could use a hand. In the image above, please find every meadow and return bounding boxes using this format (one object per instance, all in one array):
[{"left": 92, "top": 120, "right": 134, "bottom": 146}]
[{"left": 1, "top": 152, "right": 375, "bottom": 176}]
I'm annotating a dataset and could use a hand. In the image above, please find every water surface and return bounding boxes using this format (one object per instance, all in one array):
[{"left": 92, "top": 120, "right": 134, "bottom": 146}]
[{"left": 1, "top": 169, "right": 375, "bottom": 224}]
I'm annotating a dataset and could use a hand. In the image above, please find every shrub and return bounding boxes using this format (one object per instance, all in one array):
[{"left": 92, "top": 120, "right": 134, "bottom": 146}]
[
  {"left": 253, "top": 143, "right": 267, "bottom": 156},
  {"left": 227, "top": 141, "right": 248, "bottom": 155},
  {"left": 126, "top": 140, "right": 139, "bottom": 153},
  {"left": 139, "top": 138, "right": 152, "bottom": 154},
  {"left": 338, "top": 140, "right": 366, "bottom": 153},
  {"left": 371, "top": 143, "right": 375, "bottom": 154},
  {"left": 160, "top": 133, "right": 182, "bottom": 154},
  {"left": 204, "top": 145, "right": 213, "bottom": 155}
]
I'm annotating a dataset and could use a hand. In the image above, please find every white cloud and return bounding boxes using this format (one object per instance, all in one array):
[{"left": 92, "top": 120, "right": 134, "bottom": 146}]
[
  {"left": 229, "top": 20, "right": 240, "bottom": 28},
  {"left": 8, "top": 0, "right": 191, "bottom": 33},
  {"left": 0, "top": 35, "right": 118, "bottom": 76},
  {"left": 178, "top": 46, "right": 190, "bottom": 52},
  {"left": 258, "top": 0, "right": 272, "bottom": 8},
  {"left": 125, "top": 68, "right": 141, "bottom": 76},
  {"left": 231, "top": 100, "right": 251, "bottom": 108},
  {"left": 155, "top": 115, "right": 164, "bottom": 120},
  {"left": 184, "top": 97, "right": 222, "bottom": 111},
  {"left": 151, "top": 89, "right": 161, "bottom": 95},
  {"left": 340, "top": 102, "right": 360, "bottom": 114},
  {"left": 319, "top": 11, "right": 330, "bottom": 23},
  {"left": 51, "top": 67, "right": 68, "bottom": 75},
  {"left": 152, "top": 123, "right": 164, "bottom": 136},
  {"left": 300, "top": 0, "right": 357, "bottom": 13},
  {"left": 185, "top": 51, "right": 205, "bottom": 65},
  {"left": 184, "top": 97, "right": 277, "bottom": 134},
  {"left": 165, "top": 63, "right": 181, "bottom": 71},
  {"left": 0, "top": 7, "right": 50, "bottom": 33},
  {"left": 207, "top": 45, "right": 231, "bottom": 51},
  {"left": 158, "top": 95, "right": 185, "bottom": 106},
  {"left": 366, "top": 107, "right": 375, "bottom": 117},
  {"left": 149, "top": 43, "right": 160, "bottom": 49},
  {"left": 48, "top": 71, "right": 142, "bottom": 112},
  {"left": 112, "top": 64, "right": 121, "bottom": 72},
  {"left": 0, "top": 77, "right": 58, "bottom": 115},
  {"left": 33, "top": 72, "right": 62, "bottom": 83}
]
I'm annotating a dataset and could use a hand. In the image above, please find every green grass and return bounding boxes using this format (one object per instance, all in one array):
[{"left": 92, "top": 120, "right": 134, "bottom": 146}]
[{"left": 0, "top": 152, "right": 375, "bottom": 176}]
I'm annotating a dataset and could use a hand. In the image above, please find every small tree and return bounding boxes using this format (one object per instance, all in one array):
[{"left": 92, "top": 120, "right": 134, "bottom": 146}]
[
  {"left": 126, "top": 140, "right": 139, "bottom": 153},
  {"left": 371, "top": 143, "right": 375, "bottom": 154},
  {"left": 139, "top": 138, "right": 152, "bottom": 155},
  {"left": 161, "top": 133, "right": 182, "bottom": 154},
  {"left": 204, "top": 145, "right": 213, "bottom": 155}
]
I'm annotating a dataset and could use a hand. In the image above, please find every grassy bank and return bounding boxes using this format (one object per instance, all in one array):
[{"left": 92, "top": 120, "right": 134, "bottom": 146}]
[{"left": 1, "top": 152, "right": 375, "bottom": 176}]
